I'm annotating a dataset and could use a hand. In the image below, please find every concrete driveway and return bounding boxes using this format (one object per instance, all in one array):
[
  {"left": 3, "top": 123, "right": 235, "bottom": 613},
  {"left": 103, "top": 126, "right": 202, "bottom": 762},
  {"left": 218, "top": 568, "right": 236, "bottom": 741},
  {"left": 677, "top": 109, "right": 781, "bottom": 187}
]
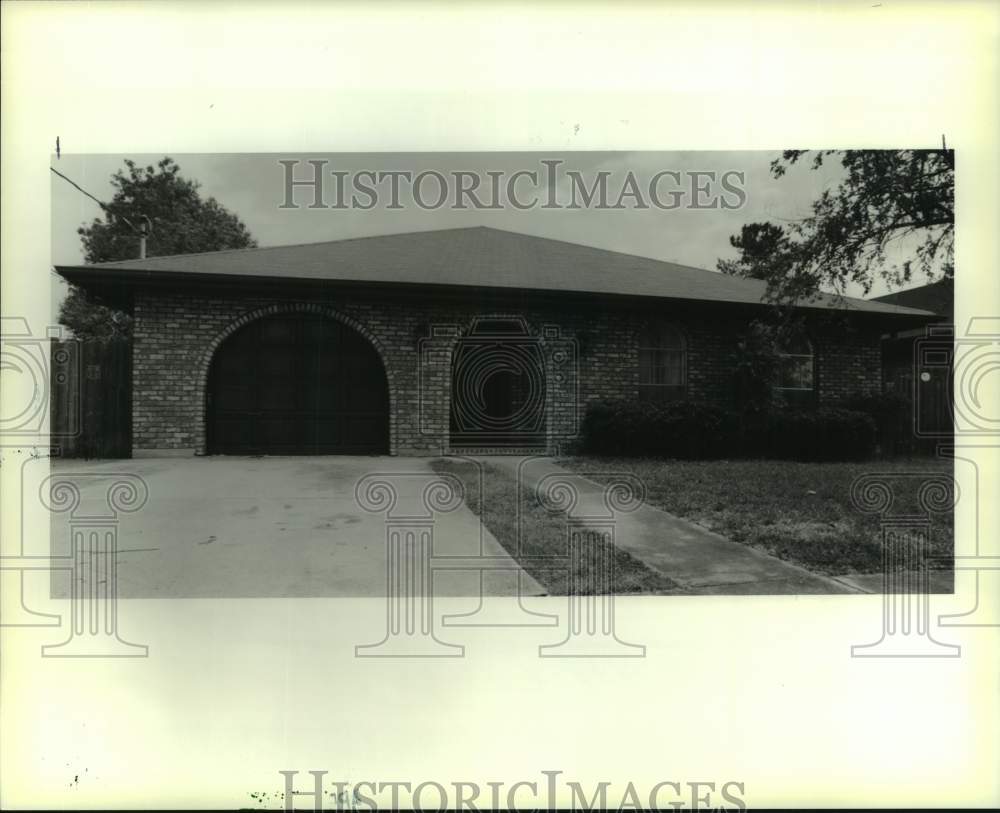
[{"left": 47, "top": 456, "right": 543, "bottom": 599}]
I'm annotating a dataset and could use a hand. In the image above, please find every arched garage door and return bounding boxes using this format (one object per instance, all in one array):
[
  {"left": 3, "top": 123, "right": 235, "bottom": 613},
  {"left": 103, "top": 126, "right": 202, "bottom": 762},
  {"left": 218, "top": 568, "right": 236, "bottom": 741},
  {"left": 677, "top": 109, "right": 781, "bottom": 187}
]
[{"left": 207, "top": 314, "right": 389, "bottom": 455}]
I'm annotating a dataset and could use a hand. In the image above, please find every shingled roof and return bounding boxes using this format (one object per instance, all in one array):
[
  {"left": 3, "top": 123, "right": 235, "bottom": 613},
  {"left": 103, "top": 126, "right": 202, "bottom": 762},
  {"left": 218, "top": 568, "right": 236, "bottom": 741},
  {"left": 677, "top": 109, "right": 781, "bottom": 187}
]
[
  {"left": 871, "top": 277, "right": 953, "bottom": 318},
  {"left": 55, "top": 226, "right": 934, "bottom": 317}
]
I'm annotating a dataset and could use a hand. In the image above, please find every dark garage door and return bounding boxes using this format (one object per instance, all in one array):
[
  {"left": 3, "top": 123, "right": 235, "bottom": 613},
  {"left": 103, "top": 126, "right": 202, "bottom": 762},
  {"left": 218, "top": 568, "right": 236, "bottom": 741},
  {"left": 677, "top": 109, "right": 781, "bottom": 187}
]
[{"left": 207, "top": 314, "right": 389, "bottom": 455}]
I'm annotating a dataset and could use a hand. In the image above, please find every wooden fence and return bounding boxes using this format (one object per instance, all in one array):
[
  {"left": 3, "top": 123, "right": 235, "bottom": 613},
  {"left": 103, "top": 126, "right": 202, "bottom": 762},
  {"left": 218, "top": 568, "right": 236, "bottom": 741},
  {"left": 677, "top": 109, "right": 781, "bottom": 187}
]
[
  {"left": 881, "top": 368, "right": 953, "bottom": 456},
  {"left": 49, "top": 339, "right": 132, "bottom": 458}
]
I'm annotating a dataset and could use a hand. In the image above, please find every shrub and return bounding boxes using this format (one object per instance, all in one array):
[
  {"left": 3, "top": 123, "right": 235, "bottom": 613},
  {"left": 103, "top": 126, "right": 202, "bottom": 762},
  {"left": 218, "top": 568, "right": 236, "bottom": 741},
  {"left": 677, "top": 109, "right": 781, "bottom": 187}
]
[
  {"left": 844, "top": 390, "right": 911, "bottom": 421},
  {"left": 842, "top": 390, "right": 914, "bottom": 455},
  {"left": 579, "top": 401, "right": 641, "bottom": 456},
  {"left": 650, "top": 400, "right": 738, "bottom": 459},
  {"left": 580, "top": 400, "right": 738, "bottom": 459},
  {"left": 580, "top": 400, "right": 876, "bottom": 462},
  {"left": 763, "top": 407, "right": 877, "bottom": 462}
]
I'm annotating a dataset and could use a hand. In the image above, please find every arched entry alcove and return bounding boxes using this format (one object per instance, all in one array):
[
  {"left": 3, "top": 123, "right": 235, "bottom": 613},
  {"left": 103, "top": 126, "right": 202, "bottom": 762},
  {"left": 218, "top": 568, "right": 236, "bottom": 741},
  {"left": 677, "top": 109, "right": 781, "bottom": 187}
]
[
  {"left": 449, "top": 316, "right": 547, "bottom": 448},
  {"left": 206, "top": 311, "right": 389, "bottom": 455}
]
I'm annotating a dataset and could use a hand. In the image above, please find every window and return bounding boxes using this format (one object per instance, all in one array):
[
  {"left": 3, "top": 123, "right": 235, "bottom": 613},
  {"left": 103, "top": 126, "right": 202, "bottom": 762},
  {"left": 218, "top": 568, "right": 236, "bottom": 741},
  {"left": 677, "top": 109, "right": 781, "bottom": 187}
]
[
  {"left": 775, "top": 334, "right": 815, "bottom": 404},
  {"left": 638, "top": 324, "right": 686, "bottom": 402}
]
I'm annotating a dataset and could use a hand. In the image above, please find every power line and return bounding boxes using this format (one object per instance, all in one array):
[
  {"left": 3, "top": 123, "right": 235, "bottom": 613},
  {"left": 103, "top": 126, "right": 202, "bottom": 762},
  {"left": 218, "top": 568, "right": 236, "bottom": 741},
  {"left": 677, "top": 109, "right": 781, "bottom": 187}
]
[
  {"left": 50, "top": 165, "right": 153, "bottom": 258},
  {"left": 50, "top": 166, "right": 109, "bottom": 212}
]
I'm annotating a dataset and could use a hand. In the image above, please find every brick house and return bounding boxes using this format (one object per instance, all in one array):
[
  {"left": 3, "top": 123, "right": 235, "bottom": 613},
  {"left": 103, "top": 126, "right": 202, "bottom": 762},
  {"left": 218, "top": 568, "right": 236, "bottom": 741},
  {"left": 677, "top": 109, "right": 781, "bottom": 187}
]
[{"left": 55, "top": 227, "right": 933, "bottom": 457}]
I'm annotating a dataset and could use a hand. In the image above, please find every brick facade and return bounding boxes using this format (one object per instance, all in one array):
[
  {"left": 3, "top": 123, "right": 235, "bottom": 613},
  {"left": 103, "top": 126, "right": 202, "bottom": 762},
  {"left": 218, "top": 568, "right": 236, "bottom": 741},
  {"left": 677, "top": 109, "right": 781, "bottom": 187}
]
[{"left": 131, "top": 286, "right": 883, "bottom": 457}]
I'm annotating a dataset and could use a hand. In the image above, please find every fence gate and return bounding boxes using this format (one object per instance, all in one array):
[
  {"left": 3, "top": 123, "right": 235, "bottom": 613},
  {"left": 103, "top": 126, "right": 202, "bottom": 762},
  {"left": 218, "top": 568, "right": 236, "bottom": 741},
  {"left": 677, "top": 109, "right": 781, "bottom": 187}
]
[{"left": 50, "top": 339, "right": 132, "bottom": 458}]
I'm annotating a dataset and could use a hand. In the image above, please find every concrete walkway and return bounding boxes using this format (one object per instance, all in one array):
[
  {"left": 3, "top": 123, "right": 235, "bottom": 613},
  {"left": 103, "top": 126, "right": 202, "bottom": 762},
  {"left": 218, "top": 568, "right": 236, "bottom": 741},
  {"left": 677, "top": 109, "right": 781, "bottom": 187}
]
[
  {"left": 491, "top": 456, "right": 857, "bottom": 595},
  {"left": 831, "top": 571, "right": 954, "bottom": 595}
]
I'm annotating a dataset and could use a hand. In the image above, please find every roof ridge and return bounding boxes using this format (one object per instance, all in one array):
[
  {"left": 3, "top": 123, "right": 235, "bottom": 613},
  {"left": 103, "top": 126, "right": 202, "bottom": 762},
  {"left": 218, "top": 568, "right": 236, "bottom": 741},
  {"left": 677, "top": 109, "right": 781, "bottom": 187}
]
[
  {"left": 472, "top": 228, "right": 891, "bottom": 311},
  {"left": 86, "top": 224, "right": 732, "bottom": 280},
  {"left": 85, "top": 224, "right": 781, "bottom": 300},
  {"left": 79, "top": 225, "right": 760, "bottom": 292},
  {"left": 472, "top": 225, "right": 733, "bottom": 279},
  {"left": 56, "top": 226, "right": 935, "bottom": 317},
  {"left": 89, "top": 225, "right": 493, "bottom": 267}
]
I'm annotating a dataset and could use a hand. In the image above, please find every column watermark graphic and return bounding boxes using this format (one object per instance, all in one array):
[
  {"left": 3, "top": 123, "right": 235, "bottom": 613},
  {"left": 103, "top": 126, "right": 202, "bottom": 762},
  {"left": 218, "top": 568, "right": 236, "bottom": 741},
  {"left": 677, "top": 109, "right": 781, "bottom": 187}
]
[
  {"left": 534, "top": 470, "right": 647, "bottom": 658},
  {"left": 438, "top": 456, "right": 557, "bottom": 630},
  {"left": 353, "top": 460, "right": 649, "bottom": 659},
  {"left": 938, "top": 447, "right": 1000, "bottom": 627},
  {"left": 2, "top": 318, "right": 81, "bottom": 632},
  {"left": 38, "top": 472, "right": 149, "bottom": 657},
  {"left": 2, "top": 317, "right": 149, "bottom": 656},
  {"left": 849, "top": 472, "right": 959, "bottom": 658},
  {"left": 915, "top": 317, "right": 1000, "bottom": 438},
  {"left": 0, "top": 316, "right": 80, "bottom": 442},
  {"left": 354, "top": 472, "right": 467, "bottom": 657},
  {"left": 916, "top": 318, "right": 1000, "bottom": 630}
]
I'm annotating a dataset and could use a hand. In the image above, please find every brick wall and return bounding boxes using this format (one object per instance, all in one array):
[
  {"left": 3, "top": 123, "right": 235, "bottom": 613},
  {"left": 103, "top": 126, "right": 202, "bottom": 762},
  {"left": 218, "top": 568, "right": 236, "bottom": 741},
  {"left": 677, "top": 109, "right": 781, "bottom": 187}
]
[
  {"left": 814, "top": 326, "right": 884, "bottom": 405},
  {"left": 131, "top": 287, "right": 882, "bottom": 456}
]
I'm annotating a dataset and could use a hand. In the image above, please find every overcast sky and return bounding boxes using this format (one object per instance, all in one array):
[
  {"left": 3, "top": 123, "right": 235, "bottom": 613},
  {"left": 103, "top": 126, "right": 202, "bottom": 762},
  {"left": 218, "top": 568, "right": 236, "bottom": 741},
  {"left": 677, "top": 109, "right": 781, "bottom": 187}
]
[{"left": 50, "top": 151, "right": 927, "bottom": 317}]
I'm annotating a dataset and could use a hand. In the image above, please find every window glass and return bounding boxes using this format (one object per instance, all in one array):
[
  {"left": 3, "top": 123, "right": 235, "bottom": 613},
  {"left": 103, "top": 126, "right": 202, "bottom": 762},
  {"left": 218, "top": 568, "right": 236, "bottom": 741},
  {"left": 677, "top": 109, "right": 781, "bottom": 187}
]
[
  {"left": 638, "top": 324, "right": 686, "bottom": 401},
  {"left": 775, "top": 335, "right": 814, "bottom": 392}
]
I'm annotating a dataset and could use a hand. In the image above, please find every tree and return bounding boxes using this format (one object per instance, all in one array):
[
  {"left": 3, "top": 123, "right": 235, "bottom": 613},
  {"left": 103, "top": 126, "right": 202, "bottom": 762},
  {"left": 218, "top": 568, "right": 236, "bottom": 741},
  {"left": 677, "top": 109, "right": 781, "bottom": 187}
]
[
  {"left": 732, "top": 318, "right": 784, "bottom": 413},
  {"left": 719, "top": 149, "right": 954, "bottom": 306},
  {"left": 717, "top": 222, "right": 798, "bottom": 282},
  {"left": 59, "top": 158, "right": 257, "bottom": 340}
]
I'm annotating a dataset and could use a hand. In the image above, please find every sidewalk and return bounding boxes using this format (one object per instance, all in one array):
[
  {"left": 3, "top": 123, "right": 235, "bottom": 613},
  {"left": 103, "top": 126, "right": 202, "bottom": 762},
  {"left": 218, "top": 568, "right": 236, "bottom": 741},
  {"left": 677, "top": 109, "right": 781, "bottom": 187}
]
[{"left": 491, "top": 457, "right": 858, "bottom": 595}]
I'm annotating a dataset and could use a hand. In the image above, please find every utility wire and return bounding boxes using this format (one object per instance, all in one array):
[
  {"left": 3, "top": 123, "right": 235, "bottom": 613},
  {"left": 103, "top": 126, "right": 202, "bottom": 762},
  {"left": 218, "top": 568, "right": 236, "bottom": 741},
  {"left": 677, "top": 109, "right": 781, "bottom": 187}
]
[
  {"left": 50, "top": 166, "right": 108, "bottom": 210},
  {"left": 49, "top": 166, "right": 144, "bottom": 234}
]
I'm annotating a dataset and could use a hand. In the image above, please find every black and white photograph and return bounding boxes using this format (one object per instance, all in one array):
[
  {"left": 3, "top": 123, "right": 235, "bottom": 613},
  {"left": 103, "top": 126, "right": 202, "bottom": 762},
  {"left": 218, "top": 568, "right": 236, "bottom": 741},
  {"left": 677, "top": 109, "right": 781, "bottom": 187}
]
[
  {"left": 45, "top": 150, "right": 956, "bottom": 602},
  {"left": 2, "top": 2, "right": 998, "bottom": 810}
]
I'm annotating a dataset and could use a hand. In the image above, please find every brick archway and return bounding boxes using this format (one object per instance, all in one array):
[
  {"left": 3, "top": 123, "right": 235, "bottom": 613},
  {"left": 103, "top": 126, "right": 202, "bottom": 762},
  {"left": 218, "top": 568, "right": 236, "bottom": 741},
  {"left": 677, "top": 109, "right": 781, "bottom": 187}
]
[
  {"left": 448, "top": 314, "right": 548, "bottom": 449},
  {"left": 194, "top": 303, "right": 397, "bottom": 455},
  {"left": 433, "top": 314, "right": 578, "bottom": 453}
]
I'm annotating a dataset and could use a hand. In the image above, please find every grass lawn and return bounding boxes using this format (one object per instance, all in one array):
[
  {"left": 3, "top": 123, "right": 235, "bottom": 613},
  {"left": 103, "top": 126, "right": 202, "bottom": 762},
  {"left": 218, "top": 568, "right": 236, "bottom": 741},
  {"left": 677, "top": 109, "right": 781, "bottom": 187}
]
[
  {"left": 430, "top": 457, "right": 683, "bottom": 594},
  {"left": 557, "top": 457, "right": 954, "bottom": 576}
]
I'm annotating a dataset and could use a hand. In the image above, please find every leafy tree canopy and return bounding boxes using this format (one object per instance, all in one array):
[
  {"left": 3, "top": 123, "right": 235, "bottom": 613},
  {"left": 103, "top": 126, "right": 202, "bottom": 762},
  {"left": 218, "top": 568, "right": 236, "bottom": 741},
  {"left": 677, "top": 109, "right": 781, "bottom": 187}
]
[
  {"left": 59, "top": 158, "right": 257, "bottom": 340},
  {"left": 719, "top": 149, "right": 954, "bottom": 306}
]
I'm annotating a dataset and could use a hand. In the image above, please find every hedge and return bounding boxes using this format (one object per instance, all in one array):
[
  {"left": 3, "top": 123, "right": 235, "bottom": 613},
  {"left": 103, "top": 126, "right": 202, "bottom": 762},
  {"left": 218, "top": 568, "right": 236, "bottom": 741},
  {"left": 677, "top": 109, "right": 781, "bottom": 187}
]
[
  {"left": 580, "top": 400, "right": 876, "bottom": 462},
  {"left": 842, "top": 390, "right": 918, "bottom": 455}
]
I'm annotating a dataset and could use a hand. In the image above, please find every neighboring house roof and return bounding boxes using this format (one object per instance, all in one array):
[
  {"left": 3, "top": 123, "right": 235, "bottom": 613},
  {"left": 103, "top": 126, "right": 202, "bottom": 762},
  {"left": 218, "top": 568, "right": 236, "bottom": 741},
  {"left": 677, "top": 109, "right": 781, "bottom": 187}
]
[
  {"left": 870, "top": 277, "right": 953, "bottom": 318},
  {"left": 55, "top": 226, "right": 934, "bottom": 317}
]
